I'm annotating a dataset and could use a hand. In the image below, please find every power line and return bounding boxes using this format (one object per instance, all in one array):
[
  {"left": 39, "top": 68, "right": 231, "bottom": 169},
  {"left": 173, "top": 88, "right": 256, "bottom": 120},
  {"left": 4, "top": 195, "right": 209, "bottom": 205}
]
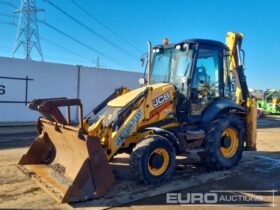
[
  {"left": 39, "top": 20, "right": 127, "bottom": 68},
  {"left": 0, "top": 19, "right": 94, "bottom": 64},
  {"left": 43, "top": 0, "right": 139, "bottom": 61},
  {"left": 41, "top": 52, "right": 89, "bottom": 65},
  {"left": 0, "top": 18, "right": 122, "bottom": 67},
  {"left": 82, "top": 0, "right": 144, "bottom": 49},
  {"left": 70, "top": 0, "right": 143, "bottom": 54},
  {"left": 41, "top": 36, "right": 93, "bottom": 62}
]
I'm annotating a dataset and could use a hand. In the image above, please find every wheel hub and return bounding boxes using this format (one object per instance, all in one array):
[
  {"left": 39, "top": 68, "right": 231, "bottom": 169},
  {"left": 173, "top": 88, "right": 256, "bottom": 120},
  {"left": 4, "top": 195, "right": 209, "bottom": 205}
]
[
  {"left": 220, "top": 127, "right": 239, "bottom": 158},
  {"left": 149, "top": 153, "right": 164, "bottom": 169},
  {"left": 148, "top": 148, "right": 169, "bottom": 176},
  {"left": 221, "top": 136, "right": 232, "bottom": 148}
]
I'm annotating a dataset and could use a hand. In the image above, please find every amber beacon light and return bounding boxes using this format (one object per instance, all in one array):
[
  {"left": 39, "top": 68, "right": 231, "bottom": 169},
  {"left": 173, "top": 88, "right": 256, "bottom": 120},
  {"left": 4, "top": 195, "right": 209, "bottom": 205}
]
[{"left": 163, "top": 38, "right": 169, "bottom": 45}]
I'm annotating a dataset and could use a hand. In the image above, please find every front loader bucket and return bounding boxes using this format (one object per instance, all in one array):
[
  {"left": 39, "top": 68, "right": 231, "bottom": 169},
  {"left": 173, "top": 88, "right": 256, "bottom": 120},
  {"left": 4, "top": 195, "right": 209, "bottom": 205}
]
[{"left": 19, "top": 118, "right": 115, "bottom": 203}]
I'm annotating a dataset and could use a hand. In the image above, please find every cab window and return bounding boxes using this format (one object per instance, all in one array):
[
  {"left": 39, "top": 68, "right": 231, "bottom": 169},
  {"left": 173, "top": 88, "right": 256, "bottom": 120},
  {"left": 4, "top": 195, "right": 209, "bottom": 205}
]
[{"left": 191, "top": 46, "right": 221, "bottom": 115}]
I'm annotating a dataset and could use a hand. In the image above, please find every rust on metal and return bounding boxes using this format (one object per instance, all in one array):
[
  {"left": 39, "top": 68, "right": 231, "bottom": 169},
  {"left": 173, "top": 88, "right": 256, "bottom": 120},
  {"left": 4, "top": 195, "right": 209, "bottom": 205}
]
[
  {"left": 19, "top": 98, "right": 115, "bottom": 203},
  {"left": 28, "top": 98, "right": 83, "bottom": 126}
]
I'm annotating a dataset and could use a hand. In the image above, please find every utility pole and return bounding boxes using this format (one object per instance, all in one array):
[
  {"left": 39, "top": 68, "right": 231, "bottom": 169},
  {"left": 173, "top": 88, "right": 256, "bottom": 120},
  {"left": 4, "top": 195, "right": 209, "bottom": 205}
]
[{"left": 13, "top": 0, "right": 44, "bottom": 60}]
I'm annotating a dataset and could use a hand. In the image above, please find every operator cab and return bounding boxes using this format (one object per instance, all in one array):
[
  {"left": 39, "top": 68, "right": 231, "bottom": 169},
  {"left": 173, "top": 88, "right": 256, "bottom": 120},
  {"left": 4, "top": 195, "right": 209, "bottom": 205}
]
[{"left": 150, "top": 39, "right": 232, "bottom": 122}]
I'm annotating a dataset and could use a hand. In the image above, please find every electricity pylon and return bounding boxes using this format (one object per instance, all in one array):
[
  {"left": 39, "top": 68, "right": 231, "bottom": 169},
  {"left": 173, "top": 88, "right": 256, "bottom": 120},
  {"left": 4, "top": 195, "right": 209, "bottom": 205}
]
[{"left": 13, "top": 0, "right": 44, "bottom": 60}]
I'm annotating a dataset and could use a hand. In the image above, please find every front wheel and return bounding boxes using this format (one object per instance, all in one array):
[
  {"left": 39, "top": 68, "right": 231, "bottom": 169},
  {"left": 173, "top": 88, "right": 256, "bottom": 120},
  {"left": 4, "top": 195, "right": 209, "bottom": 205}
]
[
  {"left": 129, "top": 135, "right": 176, "bottom": 184},
  {"left": 201, "top": 113, "right": 245, "bottom": 170}
]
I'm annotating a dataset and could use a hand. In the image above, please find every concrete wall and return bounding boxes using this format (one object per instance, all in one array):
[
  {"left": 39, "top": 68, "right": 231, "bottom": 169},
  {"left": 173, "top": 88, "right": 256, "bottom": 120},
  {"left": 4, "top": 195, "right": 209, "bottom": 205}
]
[{"left": 0, "top": 57, "right": 142, "bottom": 122}]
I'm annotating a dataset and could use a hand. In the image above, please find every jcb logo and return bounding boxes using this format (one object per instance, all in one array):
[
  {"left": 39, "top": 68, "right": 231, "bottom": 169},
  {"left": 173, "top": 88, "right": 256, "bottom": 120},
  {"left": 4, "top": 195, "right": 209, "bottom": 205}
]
[{"left": 152, "top": 92, "right": 170, "bottom": 107}]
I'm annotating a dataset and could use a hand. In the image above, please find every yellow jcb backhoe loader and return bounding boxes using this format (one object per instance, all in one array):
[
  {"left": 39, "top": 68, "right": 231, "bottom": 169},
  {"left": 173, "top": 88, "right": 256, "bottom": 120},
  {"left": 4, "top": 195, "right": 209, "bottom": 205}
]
[{"left": 19, "top": 32, "right": 257, "bottom": 203}]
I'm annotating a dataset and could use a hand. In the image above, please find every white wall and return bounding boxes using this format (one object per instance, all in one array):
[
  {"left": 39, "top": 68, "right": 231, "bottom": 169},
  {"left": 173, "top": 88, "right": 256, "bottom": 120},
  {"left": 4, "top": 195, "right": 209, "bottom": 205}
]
[
  {"left": 0, "top": 57, "right": 142, "bottom": 122},
  {"left": 79, "top": 66, "right": 141, "bottom": 116}
]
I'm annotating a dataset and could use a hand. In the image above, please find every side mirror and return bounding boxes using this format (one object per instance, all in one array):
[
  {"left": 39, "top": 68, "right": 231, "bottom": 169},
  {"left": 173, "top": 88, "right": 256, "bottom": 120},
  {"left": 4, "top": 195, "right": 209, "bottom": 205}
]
[{"left": 138, "top": 77, "right": 146, "bottom": 85}]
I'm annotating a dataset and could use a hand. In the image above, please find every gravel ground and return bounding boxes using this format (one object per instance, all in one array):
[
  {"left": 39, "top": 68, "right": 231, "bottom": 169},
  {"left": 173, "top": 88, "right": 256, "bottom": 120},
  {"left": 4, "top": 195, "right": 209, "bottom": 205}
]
[{"left": 0, "top": 116, "right": 279, "bottom": 209}]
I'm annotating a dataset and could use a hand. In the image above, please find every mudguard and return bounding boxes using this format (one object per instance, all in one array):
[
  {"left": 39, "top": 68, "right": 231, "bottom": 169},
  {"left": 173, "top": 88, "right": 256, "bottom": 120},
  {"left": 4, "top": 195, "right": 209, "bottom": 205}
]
[
  {"left": 145, "top": 127, "right": 181, "bottom": 153},
  {"left": 200, "top": 98, "right": 245, "bottom": 128}
]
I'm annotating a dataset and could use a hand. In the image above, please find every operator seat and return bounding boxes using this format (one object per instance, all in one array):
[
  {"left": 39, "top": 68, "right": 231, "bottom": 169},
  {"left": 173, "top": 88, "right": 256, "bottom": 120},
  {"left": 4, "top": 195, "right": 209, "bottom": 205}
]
[{"left": 193, "top": 67, "right": 207, "bottom": 86}]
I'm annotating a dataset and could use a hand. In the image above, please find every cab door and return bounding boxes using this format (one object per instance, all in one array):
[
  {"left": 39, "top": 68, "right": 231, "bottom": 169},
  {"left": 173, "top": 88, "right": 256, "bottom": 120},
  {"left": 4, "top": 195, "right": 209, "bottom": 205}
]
[{"left": 190, "top": 45, "right": 223, "bottom": 116}]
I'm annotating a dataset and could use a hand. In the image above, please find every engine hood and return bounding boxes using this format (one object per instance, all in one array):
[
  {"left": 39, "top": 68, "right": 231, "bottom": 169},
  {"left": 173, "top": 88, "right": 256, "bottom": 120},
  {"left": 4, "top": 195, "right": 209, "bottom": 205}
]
[{"left": 107, "top": 83, "right": 171, "bottom": 107}]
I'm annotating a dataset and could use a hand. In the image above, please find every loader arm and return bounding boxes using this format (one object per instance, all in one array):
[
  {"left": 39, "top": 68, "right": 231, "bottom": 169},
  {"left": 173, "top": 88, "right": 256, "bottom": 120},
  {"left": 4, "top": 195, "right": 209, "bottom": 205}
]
[
  {"left": 84, "top": 86, "right": 129, "bottom": 131},
  {"left": 102, "top": 88, "right": 148, "bottom": 160},
  {"left": 85, "top": 86, "right": 129, "bottom": 119}
]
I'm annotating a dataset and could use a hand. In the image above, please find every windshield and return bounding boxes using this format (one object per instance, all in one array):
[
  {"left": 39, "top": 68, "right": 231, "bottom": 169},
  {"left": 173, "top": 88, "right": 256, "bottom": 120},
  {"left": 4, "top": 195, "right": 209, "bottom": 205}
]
[{"left": 150, "top": 47, "right": 193, "bottom": 88}]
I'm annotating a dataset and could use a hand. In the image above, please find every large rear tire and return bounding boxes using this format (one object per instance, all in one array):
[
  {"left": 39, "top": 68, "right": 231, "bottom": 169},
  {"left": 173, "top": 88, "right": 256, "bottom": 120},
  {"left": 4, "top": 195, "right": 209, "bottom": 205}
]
[
  {"left": 201, "top": 113, "right": 245, "bottom": 170},
  {"left": 129, "top": 135, "right": 176, "bottom": 184}
]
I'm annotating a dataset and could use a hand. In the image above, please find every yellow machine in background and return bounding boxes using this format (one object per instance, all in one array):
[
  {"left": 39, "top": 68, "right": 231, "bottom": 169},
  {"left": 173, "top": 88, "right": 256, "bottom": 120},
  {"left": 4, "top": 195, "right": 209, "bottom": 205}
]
[{"left": 19, "top": 32, "right": 257, "bottom": 203}]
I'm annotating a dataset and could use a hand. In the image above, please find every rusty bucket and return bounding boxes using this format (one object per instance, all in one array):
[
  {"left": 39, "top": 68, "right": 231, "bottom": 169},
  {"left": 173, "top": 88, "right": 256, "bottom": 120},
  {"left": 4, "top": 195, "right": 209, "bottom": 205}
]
[{"left": 18, "top": 98, "right": 115, "bottom": 203}]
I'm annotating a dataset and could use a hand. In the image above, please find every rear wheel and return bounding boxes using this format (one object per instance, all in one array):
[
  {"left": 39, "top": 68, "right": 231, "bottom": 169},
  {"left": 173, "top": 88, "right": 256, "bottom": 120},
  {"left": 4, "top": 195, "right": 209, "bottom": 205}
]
[
  {"left": 129, "top": 135, "right": 176, "bottom": 184},
  {"left": 201, "top": 113, "right": 245, "bottom": 169}
]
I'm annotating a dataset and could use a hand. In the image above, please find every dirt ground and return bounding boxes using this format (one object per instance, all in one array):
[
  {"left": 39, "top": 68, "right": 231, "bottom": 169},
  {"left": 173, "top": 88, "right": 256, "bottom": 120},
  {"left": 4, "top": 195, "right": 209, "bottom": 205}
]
[{"left": 0, "top": 116, "right": 279, "bottom": 209}]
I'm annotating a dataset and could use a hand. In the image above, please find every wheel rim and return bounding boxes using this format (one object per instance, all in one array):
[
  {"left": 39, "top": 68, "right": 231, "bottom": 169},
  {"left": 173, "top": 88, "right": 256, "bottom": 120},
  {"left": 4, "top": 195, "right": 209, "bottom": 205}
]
[
  {"left": 220, "top": 127, "right": 239, "bottom": 158},
  {"left": 148, "top": 148, "right": 169, "bottom": 176}
]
